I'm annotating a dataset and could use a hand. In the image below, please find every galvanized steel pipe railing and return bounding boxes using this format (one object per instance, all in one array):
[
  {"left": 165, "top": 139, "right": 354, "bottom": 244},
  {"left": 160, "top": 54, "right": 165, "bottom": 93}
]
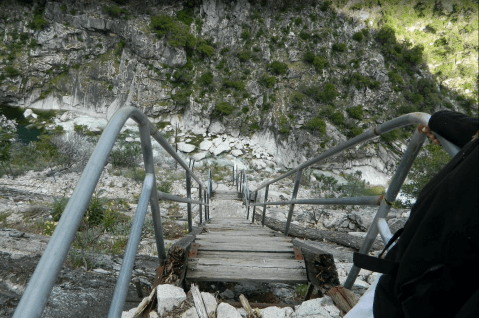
[
  {"left": 13, "top": 106, "right": 210, "bottom": 318},
  {"left": 239, "top": 112, "right": 459, "bottom": 289}
]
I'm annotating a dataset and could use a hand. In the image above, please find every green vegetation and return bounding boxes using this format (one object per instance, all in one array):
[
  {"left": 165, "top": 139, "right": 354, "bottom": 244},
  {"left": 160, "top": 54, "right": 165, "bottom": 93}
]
[
  {"left": 199, "top": 71, "right": 213, "bottom": 87},
  {"left": 330, "top": 111, "right": 344, "bottom": 125},
  {"left": 29, "top": 4, "right": 48, "bottom": 30},
  {"left": 301, "top": 83, "right": 338, "bottom": 103},
  {"left": 5, "top": 66, "right": 20, "bottom": 77},
  {"left": 305, "top": 117, "right": 326, "bottom": 134},
  {"left": 346, "top": 72, "right": 381, "bottom": 90},
  {"left": 268, "top": 61, "right": 288, "bottom": 75},
  {"left": 401, "top": 143, "right": 450, "bottom": 207},
  {"left": 278, "top": 114, "right": 290, "bottom": 135},
  {"left": 259, "top": 74, "right": 275, "bottom": 88},
  {"left": 332, "top": 43, "right": 347, "bottom": 52},
  {"left": 103, "top": 5, "right": 129, "bottom": 18},
  {"left": 213, "top": 102, "right": 233, "bottom": 118},
  {"left": 347, "top": 105, "right": 364, "bottom": 120},
  {"left": 352, "top": 31, "right": 364, "bottom": 42}
]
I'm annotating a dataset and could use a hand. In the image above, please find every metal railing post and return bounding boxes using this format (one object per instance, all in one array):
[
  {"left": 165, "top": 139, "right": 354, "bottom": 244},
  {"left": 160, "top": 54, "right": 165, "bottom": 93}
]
[
  {"left": 285, "top": 169, "right": 302, "bottom": 236},
  {"left": 139, "top": 122, "right": 166, "bottom": 262},
  {"left": 186, "top": 171, "right": 192, "bottom": 233},
  {"left": 232, "top": 164, "right": 236, "bottom": 186},
  {"left": 199, "top": 187, "right": 203, "bottom": 224},
  {"left": 208, "top": 169, "right": 211, "bottom": 220},
  {"left": 343, "top": 129, "right": 427, "bottom": 288},
  {"left": 108, "top": 174, "right": 154, "bottom": 318},
  {"left": 251, "top": 191, "right": 258, "bottom": 222},
  {"left": 262, "top": 185, "right": 269, "bottom": 227}
]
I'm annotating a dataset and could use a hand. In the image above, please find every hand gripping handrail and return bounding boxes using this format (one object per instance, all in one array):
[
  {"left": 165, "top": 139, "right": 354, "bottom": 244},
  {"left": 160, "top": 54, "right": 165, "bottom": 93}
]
[
  {"left": 13, "top": 106, "right": 210, "bottom": 318},
  {"left": 239, "top": 112, "right": 460, "bottom": 289}
]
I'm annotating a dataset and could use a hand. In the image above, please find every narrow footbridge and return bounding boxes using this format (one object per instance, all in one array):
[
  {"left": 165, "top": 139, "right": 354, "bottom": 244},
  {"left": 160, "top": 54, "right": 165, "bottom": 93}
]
[
  {"left": 186, "top": 217, "right": 308, "bottom": 284},
  {"left": 13, "top": 108, "right": 459, "bottom": 318}
]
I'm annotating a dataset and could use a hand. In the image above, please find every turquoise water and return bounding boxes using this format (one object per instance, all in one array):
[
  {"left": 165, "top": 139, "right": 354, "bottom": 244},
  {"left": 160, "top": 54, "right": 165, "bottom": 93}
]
[{"left": 0, "top": 105, "right": 45, "bottom": 143}]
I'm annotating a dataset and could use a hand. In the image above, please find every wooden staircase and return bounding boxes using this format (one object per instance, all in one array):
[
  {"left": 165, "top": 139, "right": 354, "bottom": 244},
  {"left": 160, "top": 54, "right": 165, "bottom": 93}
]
[{"left": 186, "top": 218, "right": 308, "bottom": 284}]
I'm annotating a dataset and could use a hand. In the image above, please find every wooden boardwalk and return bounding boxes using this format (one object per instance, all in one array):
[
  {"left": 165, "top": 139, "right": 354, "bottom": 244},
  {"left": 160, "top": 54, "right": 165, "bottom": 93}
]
[{"left": 186, "top": 218, "right": 308, "bottom": 284}]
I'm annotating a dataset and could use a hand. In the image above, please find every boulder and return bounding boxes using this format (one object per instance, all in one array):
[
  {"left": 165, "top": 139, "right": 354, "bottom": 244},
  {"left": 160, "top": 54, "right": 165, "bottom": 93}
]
[
  {"left": 177, "top": 142, "right": 196, "bottom": 153},
  {"left": 213, "top": 142, "right": 231, "bottom": 156},
  {"left": 192, "top": 151, "right": 208, "bottom": 161},
  {"left": 23, "top": 109, "right": 33, "bottom": 118},
  {"left": 261, "top": 306, "right": 294, "bottom": 318},
  {"left": 156, "top": 284, "right": 186, "bottom": 317},
  {"left": 199, "top": 140, "right": 213, "bottom": 151},
  {"left": 208, "top": 121, "right": 225, "bottom": 134},
  {"left": 293, "top": 296, "right": 340, "bottom": 318},
  {"left": 181, "top": 307, "right": 199, "bottom": 318},
  {"left": 216, "top": 302, "right": 242, "bottom": 318},
  {"left": 231, "top": 149, "right": 243, "bottom": 157}
]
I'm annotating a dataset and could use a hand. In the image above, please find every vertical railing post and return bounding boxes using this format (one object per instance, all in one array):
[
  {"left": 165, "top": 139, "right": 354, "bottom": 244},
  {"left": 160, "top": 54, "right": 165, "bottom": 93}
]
[
  {"left": 262, "top": 185, "right": 269, "bottom": 227},
  {"left": 208, "top": 169, "right": 211, "bottom": 220},
  {"left": 204, "top": 189, "right": 208, "bottom": 221},
  {"left": 251, "top": 191, "right": 258, "bottom": 222},
  {"left": 284, "top": 169, "right": 302, "bottom": 236},
  {"left": 343, "top": 129, "right": 427, "bottom": 288},
  {"left": 139, "top": 123, "right": 166, "bottom": 262},
  {"left": 232, "top": 164, "right": 236, "bottom": 186},
  {"left": 199, "top": 186, "right": 203, "bottom": 225},
  {"left": 186, "top": 170, "right": 192, "bottom": 233}
]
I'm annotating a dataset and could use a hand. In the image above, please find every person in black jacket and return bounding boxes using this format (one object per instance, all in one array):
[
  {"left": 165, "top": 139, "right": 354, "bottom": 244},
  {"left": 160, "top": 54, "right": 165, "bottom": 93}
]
[{"left": 371, "top": 110, "right": 479, "bottom": 317}]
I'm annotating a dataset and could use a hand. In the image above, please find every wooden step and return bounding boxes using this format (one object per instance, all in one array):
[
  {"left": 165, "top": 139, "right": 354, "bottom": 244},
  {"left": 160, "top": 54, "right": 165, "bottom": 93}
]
[
  {"left": 187, "top": 258, "right": 307, "bottom": 283},
  {"left": 196, "top": 251, "right": 295, "bottom": 260}
]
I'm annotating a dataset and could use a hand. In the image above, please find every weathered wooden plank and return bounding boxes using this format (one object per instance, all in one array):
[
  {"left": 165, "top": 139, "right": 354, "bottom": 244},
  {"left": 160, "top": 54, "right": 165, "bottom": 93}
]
[
  {"left": 196, "top": 242, "right": 293, "bottom": 253},
  {"left": 195, "top": 236, "right": 291, "bottom": 244},
  {"left": 191, "top": 284, "right": 208, "bottom": 318},
  {"left": 196, "top": 251, "right": 295, "bottom": 260},
  {"left": 186, "top": 266, "right": 308, "bottom": 283},
  {"left": 189, "top": 258, "right": 305, "bottom": 269}
]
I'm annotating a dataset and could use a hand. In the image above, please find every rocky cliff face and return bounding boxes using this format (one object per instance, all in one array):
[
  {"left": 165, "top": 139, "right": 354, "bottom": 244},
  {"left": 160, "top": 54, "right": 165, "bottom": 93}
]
[{"left": 0, "top": 0, "right": 477, "bottom": 172}]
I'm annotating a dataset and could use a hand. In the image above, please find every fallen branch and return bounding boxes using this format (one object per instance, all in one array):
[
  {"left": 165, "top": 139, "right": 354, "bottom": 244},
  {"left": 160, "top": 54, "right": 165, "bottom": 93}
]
[{"left": 254, "top": 211, "right": 384, "bottom": 250}]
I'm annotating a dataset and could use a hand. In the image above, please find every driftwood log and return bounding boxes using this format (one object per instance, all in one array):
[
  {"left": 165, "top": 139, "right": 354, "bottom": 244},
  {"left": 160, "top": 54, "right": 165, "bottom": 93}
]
[{"left": 254, "top": 211, "right": 384, "bottom": 251}]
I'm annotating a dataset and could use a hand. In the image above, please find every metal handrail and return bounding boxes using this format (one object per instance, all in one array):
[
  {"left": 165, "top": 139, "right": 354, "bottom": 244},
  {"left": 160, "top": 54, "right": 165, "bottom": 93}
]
[
  {"left": 238, "top": 112, "right": 460, "bottom": 289},
  {"left": 13, "top": 106, "right": 210, "bottom": 318}
]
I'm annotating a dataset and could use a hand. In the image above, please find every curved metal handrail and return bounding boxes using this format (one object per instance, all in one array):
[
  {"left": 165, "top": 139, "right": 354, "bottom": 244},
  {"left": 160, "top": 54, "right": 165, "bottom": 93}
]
[
  {"left": 13, "top": 106, "right": 210, "bottom": 318},
  {"left": 238, "top": 112, "right": 460, "bottom": 289}
]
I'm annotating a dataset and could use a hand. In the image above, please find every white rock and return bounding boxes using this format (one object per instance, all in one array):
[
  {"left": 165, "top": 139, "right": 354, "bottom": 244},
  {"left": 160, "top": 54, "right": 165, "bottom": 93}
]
[
  {"left": 260, "top": 306, "right": 293, "bottom": 318},
  {"left": 212, "top": 137, "right": 223, "bottom": 147},
  {"left": 59, "top": 112, "right": 69, "bottom": 122},
  {"left": 213, "top": 142, "right": 231, "bottom": 156},
  {"left": 199, "top": 140, "right": 213, "bottom": 151},
  {"left": 125, "top": 137, "right": 134, "bottom": 142},
  {"left": 121, "top": 307, "right": 137, "bottom": 318},
  {"left": 231, "top": 149, "right": 243, "bottom": 157},
  {"left": 208, "top": 121, "right": 226, "bottom": 134},
  {"left": 92, "top": 268, "right": 109, "bottom": 274},
  {"left": 251, "top": 159, "right": 267, "bottom": 170},
  {"left": 192, "top": 151, "right": 208, "bottom": 161},
  {"left": 31, "top": 113, "right": 38, "bottom": 119},
  {"left": 156, "top": 284, "right": 187, "bottom": 317},
  {"left": 293, "top": 298, "right": 332, "bottom": 317},
  {"left": 23, "top": 109, "right": 33, "bottom": 118},
  {"left": 177, "top": 142, "right": 196, "bottom": 153},
  {"left": 181, "top": 307, "right": 199, "bottom": 318},
  {"left": 201, "top": 292, "right": 217, "bottom": 318},
  {"left": 216, "top": 303, "right": 242, "bottom": 318}
]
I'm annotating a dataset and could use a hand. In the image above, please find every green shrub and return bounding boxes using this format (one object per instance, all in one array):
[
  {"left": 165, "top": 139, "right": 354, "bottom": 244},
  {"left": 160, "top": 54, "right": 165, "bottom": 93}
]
[
  {"left": 330, "top": 111, "right": 344, "bottom": 125},
  {"left": 322, "top": 83, "right": 338, "bottom": 102},
  {"left": 303, "top": 51, "right": 315, "bottom": 64},
  {"left": 214, "top": 102, "right": 233, "bottom": 117},
  {"left": 50, "top": 197, "right": 69, "bottom": 222},
  {"left": 332, "top": 43, "right": 347, "bottom": 52},
  {"left": 352, "top": 31, "right": 364, "bottom": 42},
  {"left": 29, "top": 6, "right": 48, "bottom": 30},
  {"left": 269, "top": 61, "right": 288, "bottom": 75},
  {"left": 259, "top": 74, "right": 275, "bottom": 88},
  {"left": 222, "top": 79, "right": 244, "bottom": 90},
  {"left": 290, "top": 92, "right": 305, "bottom": 109},
  {"left": 305, "top": 117, "right": 326, "bottom": 134},
  {"left": 240, "top": 29, "right": 251, "bottom": 40},
  {"left": 150, "top": 14, "right": 196, "bottom": 49},
  {"left": 299, "top": 30, "right": 310, "bottom": 40},
  {"left": 110, "top": 141, "right": 141, "bottom": 168},
  {"left": 313, "top": 56, "right": 328, "bottom": 71},
  {"left": 103, "top": 5, "right": 128, "bottom": 18},
  {"left": 278, "top": 114, "right": 290, "bottom": 135},
  {"left": 241, "top": 106, "right": 249, "bottom": 114},
  {"left": 294, "top": 17, "right": 302, "bottom": 25},
  {"left": 220, "top": 47, "right": 230, "bottom": 55},
  {"left": 176, "top": 8, "right": 194, "bottom": 25},
  {"left": 347, "top": 105, "right": 363, "bottom": 120},
  {"left": 199, "top": 72, "right": 213, "bottom": 86},
  {"left": 197, "top": 42, "right": 214, "bottom": 57},
  {"left": 350, "top": 127, "right": 363, "bottom": 137},
  {"left": 5, "top": 66, "right": 20, "bottom": 77},
  {"left": 172, "top": 88, "right": 191, "bottom": 105},
  {"left": 238, "top": 50, "right": 251, "bottom": 62},
  {"left": 398, "top": 105, "right": 418, "bottom": 115},
  {"left": 347, "top": 72, "right": 380, "bottom": 90},
  {"left": 376, "top": 25, "right": 396, "bottom": 45},
  {"left": 157, "top": 179, "right": 172, "bottom": 193},
  {"left": 320, "top": 1, "right": 331, "bottom": 11}
]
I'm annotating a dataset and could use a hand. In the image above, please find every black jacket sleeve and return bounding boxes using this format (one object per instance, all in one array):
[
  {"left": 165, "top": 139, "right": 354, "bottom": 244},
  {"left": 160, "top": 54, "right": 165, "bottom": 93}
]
[{"left": 428, "top": 110, "right": 479, "bottom": 148}]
